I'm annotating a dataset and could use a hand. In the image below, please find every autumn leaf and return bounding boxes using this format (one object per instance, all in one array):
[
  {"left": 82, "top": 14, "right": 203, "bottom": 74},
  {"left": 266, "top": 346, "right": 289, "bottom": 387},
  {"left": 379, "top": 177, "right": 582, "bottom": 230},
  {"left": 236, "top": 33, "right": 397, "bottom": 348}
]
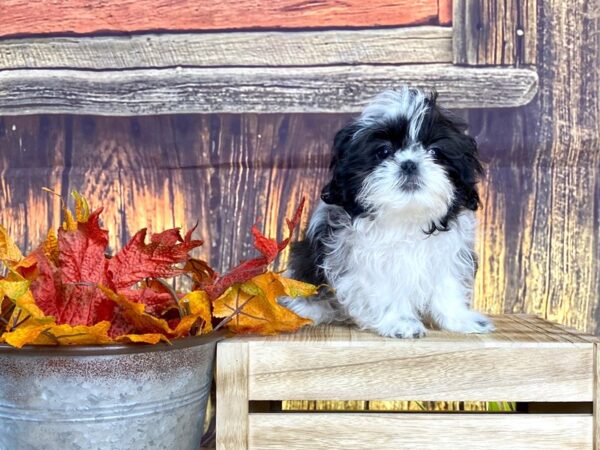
[
  {"left": 72, "top": 190, "right": 90, "bottom": 223},
  {"left": 0, "top": 224, "right": 23, "bottom": 267},
  {"left": 273, "top": 273, "right": 319, "bottom": 298},
  {"left": 18, "top": 195, "right": 202, "bottom": 336},
  {"left": 204, "top": 198, "right": 305, "bottom": 301},
  {"left": 116, "top": 333, "right": 169, "bottom": 345},
  {"left": 106, "top": 227, "right": 203, "bottom": 290},
  {"left": 42, "top": 228, "right": 59, "bottom": 265},
  {"left": 1, "top": 191, "right": 315, "bottom": 347},
  {"left": 184, "top": 258, "right": 217, "bottom": 289},
  {"left": 213, "top": 272, "right": 312, "bottom": 335},
  {"left": 177, "top": 290, "right": 213, "bottom": 334},
  {"left": 101, "top": 286, "right": 212, "bottom": 338},
  {"left": 99, "top": 285, "right": 173, "bottom": 336},
  {"left": 2, "top": 321, "right": 113, "bottom": 348}
]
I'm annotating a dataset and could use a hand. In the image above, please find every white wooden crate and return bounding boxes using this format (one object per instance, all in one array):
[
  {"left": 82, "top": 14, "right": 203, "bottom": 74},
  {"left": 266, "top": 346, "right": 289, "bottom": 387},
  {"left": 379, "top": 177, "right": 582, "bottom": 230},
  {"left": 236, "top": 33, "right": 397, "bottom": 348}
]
[{"left": 216, "top": 314, "right": 599, "bottom": 449}]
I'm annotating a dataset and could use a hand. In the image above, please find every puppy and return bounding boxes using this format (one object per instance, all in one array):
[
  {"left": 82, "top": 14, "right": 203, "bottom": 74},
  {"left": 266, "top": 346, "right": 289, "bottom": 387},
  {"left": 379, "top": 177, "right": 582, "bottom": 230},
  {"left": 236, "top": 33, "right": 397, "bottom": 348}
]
[{"left": 283, "top": 88, "right": 494, "bottom": 338}]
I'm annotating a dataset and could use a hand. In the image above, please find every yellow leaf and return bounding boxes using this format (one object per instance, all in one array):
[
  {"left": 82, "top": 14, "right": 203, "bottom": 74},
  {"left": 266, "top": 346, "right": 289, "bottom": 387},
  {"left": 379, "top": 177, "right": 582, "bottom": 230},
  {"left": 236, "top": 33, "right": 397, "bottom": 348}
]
[
  {"left": 178, "top": 290, "right": 213, "bottom": 334},
  {"left": 42, "top": 228, "right": 59, "bottom": 264},
  {"left": 72, "top": 190, "right": 90, "bottom": 223},
  {"left": 1, "top": 321, "right": 114, "bottom": 348},
  {"left": 0, "top": 278, "right": 30, "bottom": 301},
  {"left": 213, "top": 278, "right": 312, "bottom": 335},
  {"left": 116, "top": 334, "right": 169, "bottom": 345},
  {"left": 1, "top": 323, "right": 48, "bottom": 348},
  {"left": 0, "top": 225, "right": 23, "bottom": 267},
  {"left": 272, "top": 273, "right": 319, "bottom": 298},
  {"left": 240, "top": 281, "right": 264, "bottom": 297},
  {"left": 10, "top": 291, "right": 50, "bottom": 321},
  {"left": 0, "top": 271, "right": 48, "bottom": 320},
  {"left": 62, "top": 209, "right": 78, "bottom": 231},
  {"left": 36, "top": 322, "right": 113, "bottom": 345}
]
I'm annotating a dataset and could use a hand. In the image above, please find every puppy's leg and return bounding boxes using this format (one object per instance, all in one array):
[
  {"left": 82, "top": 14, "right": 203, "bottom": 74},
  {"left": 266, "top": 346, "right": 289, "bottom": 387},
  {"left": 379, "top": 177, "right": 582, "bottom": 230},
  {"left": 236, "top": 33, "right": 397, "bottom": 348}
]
[
  {"left": 279, "top": 296, "right": 341, "bottom": 324},
  {"left": 430, "top": 276, "right": 494, "bottom": 333},
  {"left": 345, "top": 292, "right": 427, "bottom": 339}
]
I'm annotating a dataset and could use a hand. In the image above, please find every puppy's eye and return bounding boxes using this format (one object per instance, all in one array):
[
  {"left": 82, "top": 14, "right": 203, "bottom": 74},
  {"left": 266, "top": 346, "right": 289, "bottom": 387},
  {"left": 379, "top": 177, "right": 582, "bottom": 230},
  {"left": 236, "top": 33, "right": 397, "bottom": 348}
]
[
  {"left": 428, "top": 146, "right": 441, "bottom": 156},
  {"left": 376, "top": 145, "right": 393, "bottom": 160}
]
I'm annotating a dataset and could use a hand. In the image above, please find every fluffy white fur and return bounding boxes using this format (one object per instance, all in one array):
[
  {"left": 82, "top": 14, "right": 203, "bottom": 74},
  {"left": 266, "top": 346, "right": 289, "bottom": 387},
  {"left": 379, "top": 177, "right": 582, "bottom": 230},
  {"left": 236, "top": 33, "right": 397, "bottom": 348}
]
[{"left": 287, "top": 202, "right": 493, "bottom": 337}]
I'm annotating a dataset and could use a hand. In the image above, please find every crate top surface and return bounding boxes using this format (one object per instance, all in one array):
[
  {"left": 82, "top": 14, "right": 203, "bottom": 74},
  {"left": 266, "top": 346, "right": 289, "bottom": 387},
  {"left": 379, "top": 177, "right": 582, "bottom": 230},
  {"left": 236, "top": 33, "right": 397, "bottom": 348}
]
[{"left": 223, "top": 314, "right": 597, "bottom": 348}]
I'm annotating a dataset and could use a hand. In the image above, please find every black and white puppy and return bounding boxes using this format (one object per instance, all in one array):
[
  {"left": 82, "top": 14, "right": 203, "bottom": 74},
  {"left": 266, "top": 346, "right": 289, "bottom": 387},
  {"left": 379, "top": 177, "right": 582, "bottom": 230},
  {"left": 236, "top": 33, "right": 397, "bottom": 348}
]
[{"left": 283, "top": 88, "right": 494, "bottom": 338}]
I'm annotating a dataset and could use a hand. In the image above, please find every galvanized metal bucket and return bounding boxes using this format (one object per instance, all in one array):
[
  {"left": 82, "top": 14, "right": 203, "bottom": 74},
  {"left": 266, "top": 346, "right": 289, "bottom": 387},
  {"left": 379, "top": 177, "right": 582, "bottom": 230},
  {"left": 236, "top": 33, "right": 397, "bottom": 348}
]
[{"left": 0, "top": 333, "right": 223, "bottom": 450}]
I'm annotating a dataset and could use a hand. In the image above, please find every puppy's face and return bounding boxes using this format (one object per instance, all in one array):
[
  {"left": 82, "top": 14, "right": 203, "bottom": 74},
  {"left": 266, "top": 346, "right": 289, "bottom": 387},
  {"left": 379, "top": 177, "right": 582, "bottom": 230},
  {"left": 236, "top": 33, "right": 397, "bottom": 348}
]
[{"left": 322, "top": 89, "right": 483, "bottom": 230}]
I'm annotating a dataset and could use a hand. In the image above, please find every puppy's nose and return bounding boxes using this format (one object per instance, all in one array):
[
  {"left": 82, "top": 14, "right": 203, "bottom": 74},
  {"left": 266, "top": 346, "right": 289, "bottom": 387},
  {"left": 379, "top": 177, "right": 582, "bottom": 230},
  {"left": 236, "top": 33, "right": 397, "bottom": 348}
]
[{"left": 400, "top": 160, "right": 417, "bottom": 175}]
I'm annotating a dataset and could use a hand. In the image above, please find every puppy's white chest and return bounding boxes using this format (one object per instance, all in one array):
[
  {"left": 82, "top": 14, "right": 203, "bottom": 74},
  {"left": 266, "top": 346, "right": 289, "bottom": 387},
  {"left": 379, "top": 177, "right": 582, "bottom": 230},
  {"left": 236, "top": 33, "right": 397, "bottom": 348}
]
[{"left": 322, "top": 212, "right": 476, "bottom": 309}]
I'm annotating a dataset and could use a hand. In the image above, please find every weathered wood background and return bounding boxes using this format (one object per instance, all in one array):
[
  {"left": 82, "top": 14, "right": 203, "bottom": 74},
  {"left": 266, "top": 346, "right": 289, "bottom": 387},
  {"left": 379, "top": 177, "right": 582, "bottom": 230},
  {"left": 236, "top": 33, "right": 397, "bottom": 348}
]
[{"left": 0, "top": 0, "right": 598, "bottom": 346}]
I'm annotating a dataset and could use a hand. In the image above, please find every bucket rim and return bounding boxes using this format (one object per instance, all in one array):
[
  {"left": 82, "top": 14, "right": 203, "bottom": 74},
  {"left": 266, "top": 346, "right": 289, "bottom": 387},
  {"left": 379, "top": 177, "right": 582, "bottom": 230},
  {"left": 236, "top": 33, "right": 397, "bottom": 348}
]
[{"left": 0, "top": 330, "right": 228, "bottom": 356}]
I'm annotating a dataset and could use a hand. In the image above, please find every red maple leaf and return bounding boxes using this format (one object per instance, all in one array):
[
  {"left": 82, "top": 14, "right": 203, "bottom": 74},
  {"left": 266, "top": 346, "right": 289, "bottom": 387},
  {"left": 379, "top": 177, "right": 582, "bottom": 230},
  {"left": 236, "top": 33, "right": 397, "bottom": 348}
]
[
  {"left": 107, "top": 226, "right": 202, "bottom": 290},
  {"left": 202, "top": 198, "right": 305, "bottom": 301},
  {"left": 22, "top": 209, "right": 203, "bottom": 336}
]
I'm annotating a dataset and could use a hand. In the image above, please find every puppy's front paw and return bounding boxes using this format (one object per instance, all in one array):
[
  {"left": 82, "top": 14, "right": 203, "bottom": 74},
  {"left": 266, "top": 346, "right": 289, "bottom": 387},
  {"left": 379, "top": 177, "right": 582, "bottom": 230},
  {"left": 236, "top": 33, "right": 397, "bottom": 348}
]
[
  {"left": 379, "top": 318, "right": 427, "bottom": 339},
  {"left": 440, "top": 311, "right": 495, "bottom": 334}
]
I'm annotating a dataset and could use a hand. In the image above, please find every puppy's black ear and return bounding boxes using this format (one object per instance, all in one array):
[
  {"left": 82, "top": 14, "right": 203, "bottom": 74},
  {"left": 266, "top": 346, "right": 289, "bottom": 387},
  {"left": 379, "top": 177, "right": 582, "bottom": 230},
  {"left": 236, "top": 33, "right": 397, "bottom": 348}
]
[
  {"left": 329, "top": 122, "right": 356, "bottom": 168},
  {"left": 321, "top": 122, "right": 357, "bottom": 205},
  {"left": 320, "top": 178, "right": 340, "bottom": 204}
]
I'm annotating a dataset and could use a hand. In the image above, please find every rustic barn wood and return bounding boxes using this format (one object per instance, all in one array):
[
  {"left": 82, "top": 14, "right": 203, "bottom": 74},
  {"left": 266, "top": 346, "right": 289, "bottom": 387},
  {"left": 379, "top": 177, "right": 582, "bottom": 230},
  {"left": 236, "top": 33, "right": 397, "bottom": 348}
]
[
  {"left": 248, "top": 414, "right": 592, "bottom": 449},
  {"left": 0, "top": 0, "right": 439, "bottom": 37},
  {"left": 0, "top": 113, "right": 346, "bottom": 267},
  {"left": 453, "top": 0, "right": 537, "bottom": 65},
  {"left": 0, "top": 27, "right": 453, "bottom": 70},
  {"left": 0, "top": 65, "right": 538, "bottom": 115},
  {"left": 469, "top": 0, "right": 599, "bottom": 334},
  {"left": 438, "top": 0, "right": 453, "bottom": 26},
  {"left": 0, "top": 116, "right": 66, "bottom": 252}
]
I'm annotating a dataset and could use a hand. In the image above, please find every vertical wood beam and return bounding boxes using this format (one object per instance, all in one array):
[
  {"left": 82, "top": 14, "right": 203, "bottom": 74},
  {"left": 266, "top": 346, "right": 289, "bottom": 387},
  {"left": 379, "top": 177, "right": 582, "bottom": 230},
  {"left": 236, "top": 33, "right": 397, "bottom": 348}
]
[
  {"left": 595, "top": 344, "right": 599, "bottom": 449},
  {"left": 216, "top": 342, "right": 249, "bottom": 450},
  {"left": 453, "top": 0, "right": 536, "bottom": 65}
]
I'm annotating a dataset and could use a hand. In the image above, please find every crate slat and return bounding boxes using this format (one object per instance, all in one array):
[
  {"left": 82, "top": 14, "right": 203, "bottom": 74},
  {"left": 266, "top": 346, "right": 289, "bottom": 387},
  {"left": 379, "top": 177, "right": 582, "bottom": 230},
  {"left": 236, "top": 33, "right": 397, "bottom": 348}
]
[
  {"left": 238, "top": 316, "right": 596, "bottom": 402},
  {"left": 248, "top": 413, "right": 593, "bottom": 450},
  {"left": 248, "top": 345, "right": 593, "bottom": 401}
]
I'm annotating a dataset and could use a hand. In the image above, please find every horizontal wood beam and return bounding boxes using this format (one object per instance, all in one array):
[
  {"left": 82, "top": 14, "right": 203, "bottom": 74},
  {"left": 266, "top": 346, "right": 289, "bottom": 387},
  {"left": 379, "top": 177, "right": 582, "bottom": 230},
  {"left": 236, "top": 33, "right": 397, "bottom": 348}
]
[
  {"left": 0, "top": 0, "right": 438, "bottom": 38},
  {"left": 248, "top": 344, "right": 592, "bottom": 401},
  {"left": 0, "top": 65, "right": 538, "bottom": 115},
  {"left": 0, "top": 27, "right": 453, "bottom": 70},
  {"left": 248, "top": 413, "right": 593, "bottom": 449}
]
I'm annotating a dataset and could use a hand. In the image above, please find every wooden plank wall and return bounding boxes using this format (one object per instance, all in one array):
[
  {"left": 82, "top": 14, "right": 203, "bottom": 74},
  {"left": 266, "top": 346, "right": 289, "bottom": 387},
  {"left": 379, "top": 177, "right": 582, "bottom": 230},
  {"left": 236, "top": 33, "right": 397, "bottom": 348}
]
[
  {"left": 0, "top": 0, "right": 439, "bottom": 37},
  {"left": 0, "top": 0, "right": 598, "bottom": 339}
]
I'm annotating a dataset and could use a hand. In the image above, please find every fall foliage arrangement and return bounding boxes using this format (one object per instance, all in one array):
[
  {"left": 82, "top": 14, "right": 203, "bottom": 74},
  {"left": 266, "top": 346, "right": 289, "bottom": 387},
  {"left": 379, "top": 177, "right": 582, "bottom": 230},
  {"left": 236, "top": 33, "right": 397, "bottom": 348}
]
[{"left": 0, "top": 192, "right": 315, "bottom": 348}]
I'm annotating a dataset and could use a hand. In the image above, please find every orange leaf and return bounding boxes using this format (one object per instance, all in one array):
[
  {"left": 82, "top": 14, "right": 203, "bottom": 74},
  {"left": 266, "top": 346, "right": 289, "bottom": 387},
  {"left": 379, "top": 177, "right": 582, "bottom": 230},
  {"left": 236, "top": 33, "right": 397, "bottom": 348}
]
[
  {"left": 272, "top": 273, "right": 319, "bottom": 298},
  {"left": 116, "top": 333, "right": 169, "bottom": 345},
  {"left": 0, "top": 224, "right": 23, "bottom": 267},
  {"left": 1, "top": 323, "right": 48, "bottom": 348},
  {"left": 1, "top": 321, "right": 114, "bottom": 348},
  {"left": 175, "top": 291, "right": 213, "bottom": 335},
  {"left": 72, "top": 190, "right": 90, "bottom": 223},
  {"left": 213, "top": 273, "right": 312, "bottom": 335},
  {"left": 99, "top": 285, "right": 173, "bottom": 336},
  {"left": 42, "top": 228, "right": 59, "bottom": 265}
]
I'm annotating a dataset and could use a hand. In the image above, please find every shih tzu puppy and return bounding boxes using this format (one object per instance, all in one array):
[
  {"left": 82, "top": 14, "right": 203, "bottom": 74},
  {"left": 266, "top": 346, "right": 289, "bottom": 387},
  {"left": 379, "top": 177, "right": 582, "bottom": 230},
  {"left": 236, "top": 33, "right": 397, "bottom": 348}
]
[{"left": 283, "top": 87, "right": 494, "bottom": 338}]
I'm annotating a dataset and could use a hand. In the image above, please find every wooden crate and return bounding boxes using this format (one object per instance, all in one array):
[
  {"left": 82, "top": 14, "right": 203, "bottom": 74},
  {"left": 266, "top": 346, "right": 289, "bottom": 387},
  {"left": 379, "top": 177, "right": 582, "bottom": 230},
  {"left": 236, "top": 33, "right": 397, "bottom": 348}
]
[{"left": 216, "top": 314, "right": 599, "bottom": 449}]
